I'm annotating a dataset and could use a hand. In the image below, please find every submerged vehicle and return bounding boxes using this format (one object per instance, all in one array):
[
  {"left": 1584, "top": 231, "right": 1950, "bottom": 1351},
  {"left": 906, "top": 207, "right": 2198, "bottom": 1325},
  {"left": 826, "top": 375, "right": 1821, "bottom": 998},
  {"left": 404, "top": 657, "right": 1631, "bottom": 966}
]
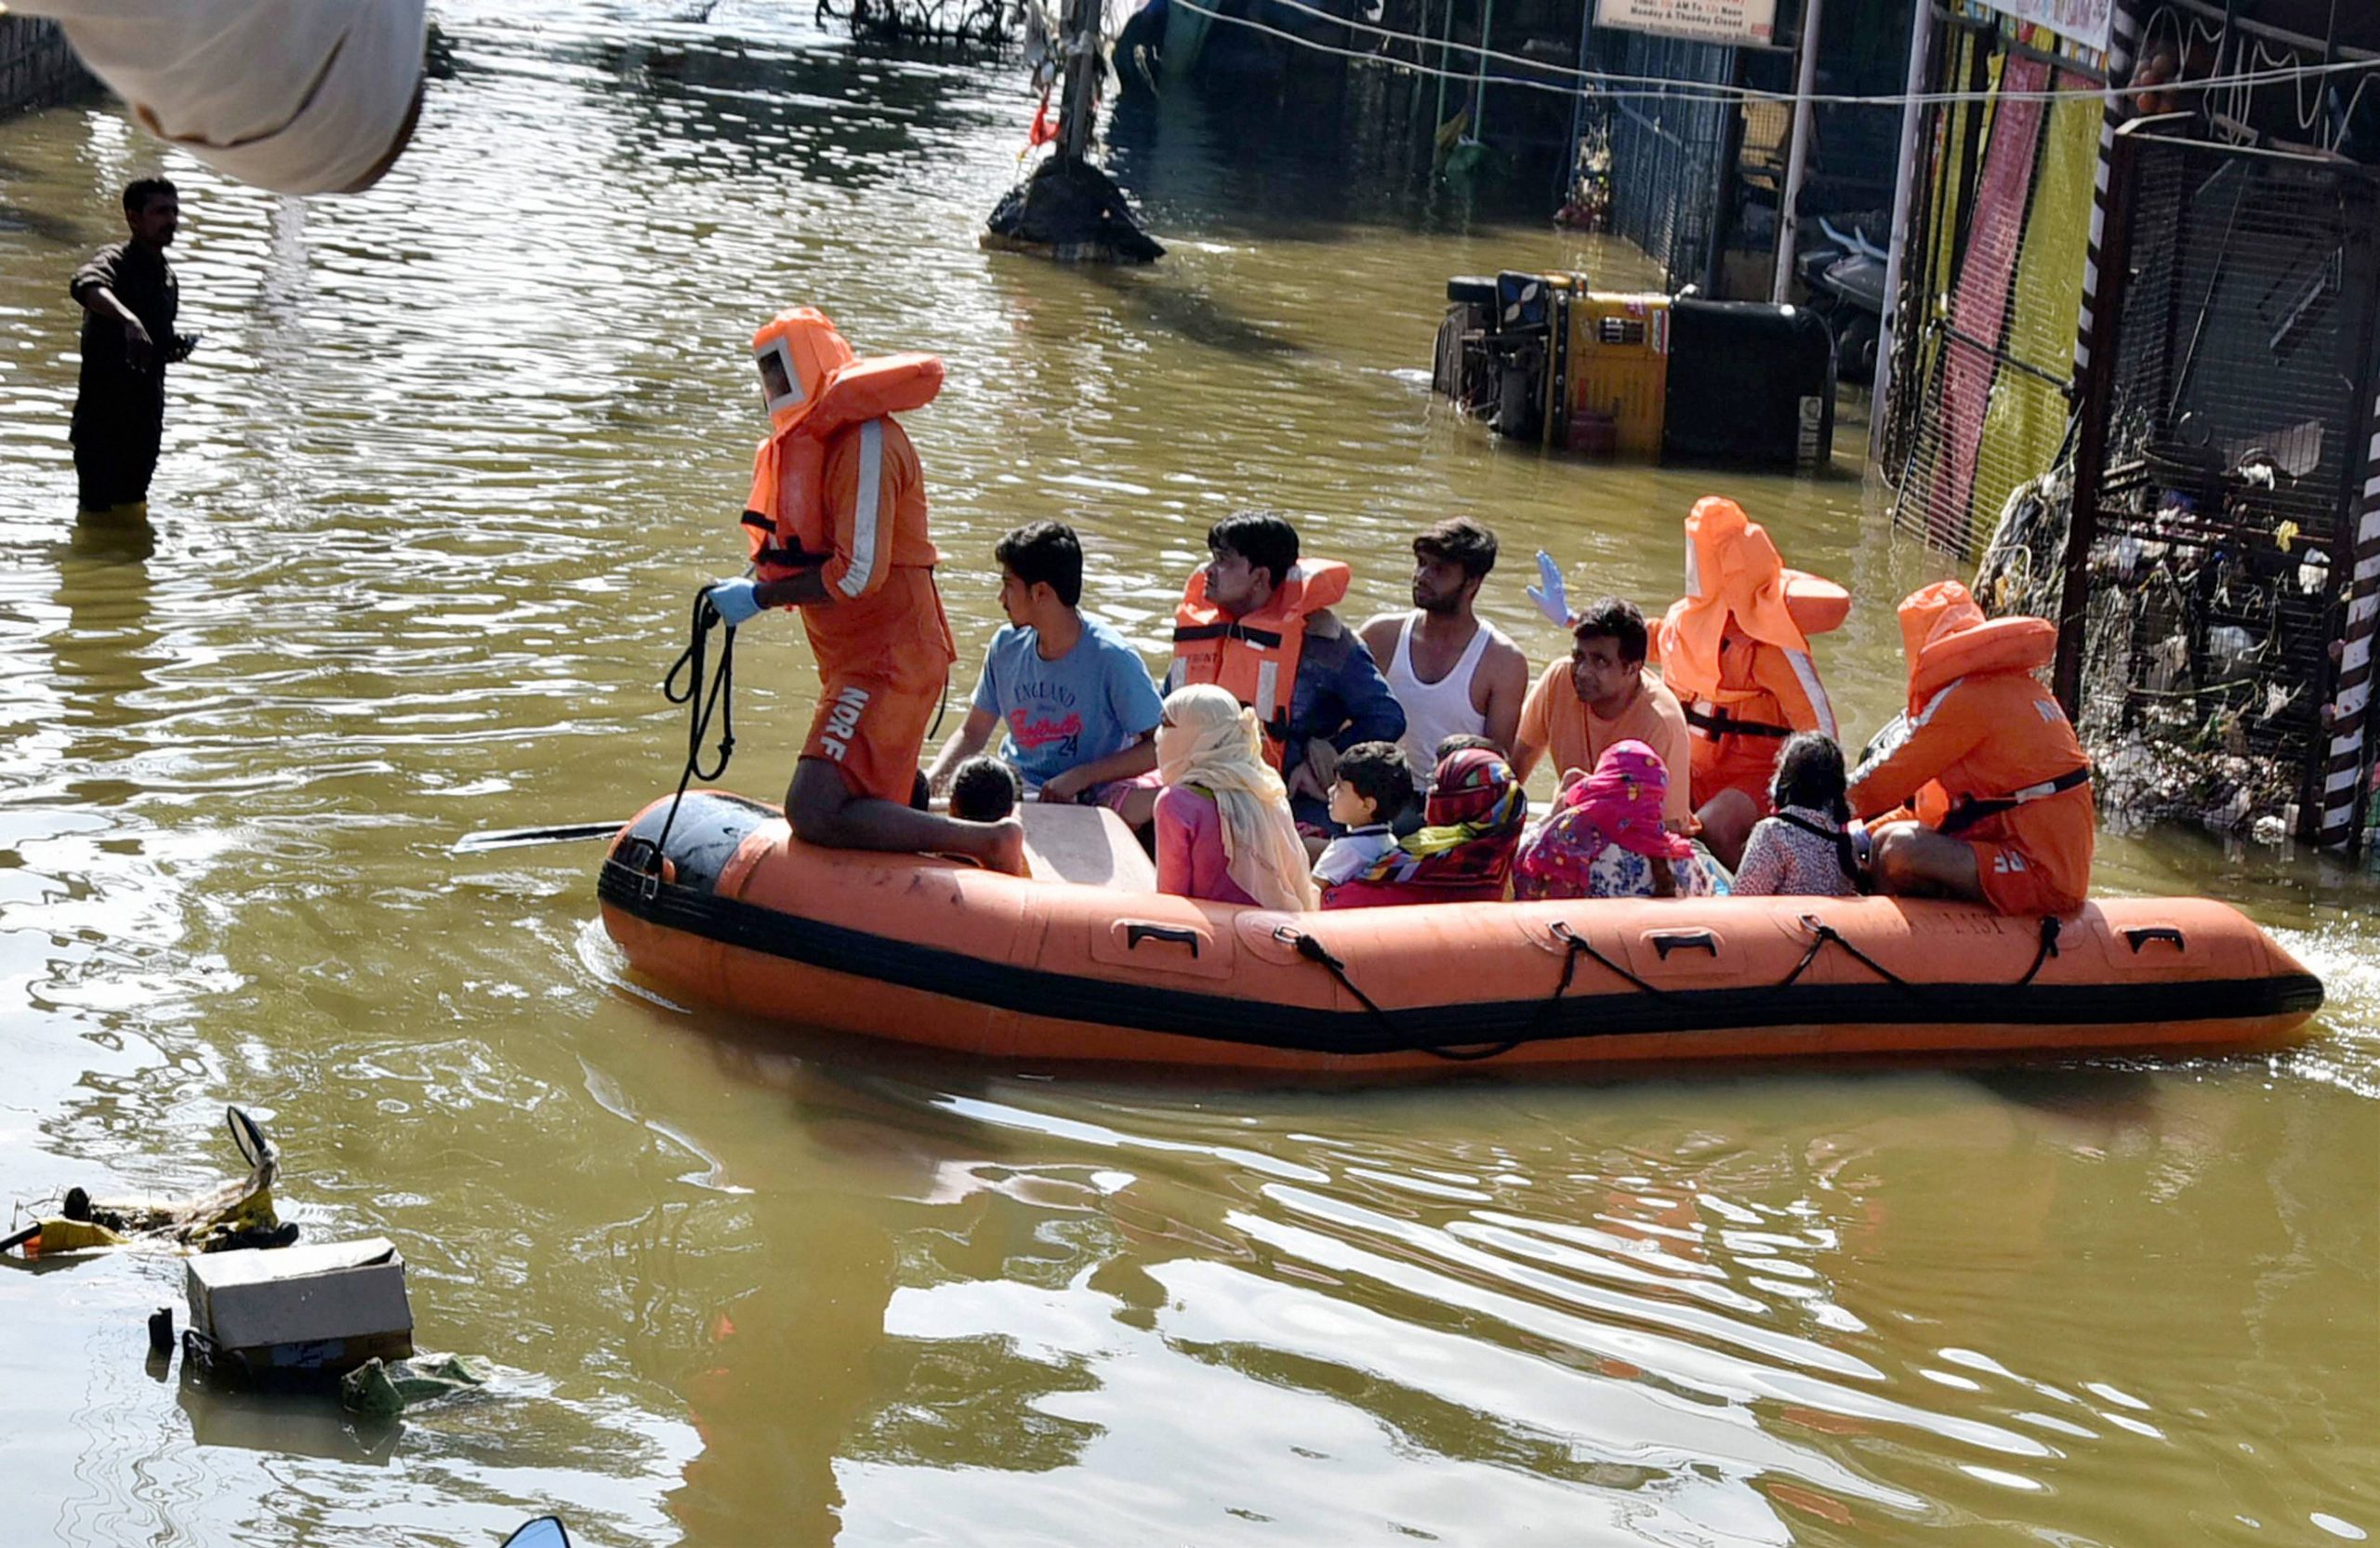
[
  {"left": 596, "top": 794, "right": 2321, "bottom": 1075},
  {"left": 1432, "top": 271, "right": 1837, "bottom": 472}
]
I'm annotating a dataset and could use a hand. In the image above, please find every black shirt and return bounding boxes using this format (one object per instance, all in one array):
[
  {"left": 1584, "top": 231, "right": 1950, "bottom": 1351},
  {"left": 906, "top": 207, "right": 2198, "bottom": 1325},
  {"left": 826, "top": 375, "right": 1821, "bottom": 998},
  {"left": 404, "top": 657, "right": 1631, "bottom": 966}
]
[{"left": 70, "top": 240, "right": 178, "bottom": 435}]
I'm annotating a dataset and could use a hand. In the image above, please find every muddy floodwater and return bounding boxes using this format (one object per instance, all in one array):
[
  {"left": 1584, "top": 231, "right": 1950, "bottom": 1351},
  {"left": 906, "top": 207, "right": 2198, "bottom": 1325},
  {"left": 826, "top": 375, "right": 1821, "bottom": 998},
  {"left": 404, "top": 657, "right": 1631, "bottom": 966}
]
[{"left": 1, "top": 6, "right": 2374, "bottom": 1545}]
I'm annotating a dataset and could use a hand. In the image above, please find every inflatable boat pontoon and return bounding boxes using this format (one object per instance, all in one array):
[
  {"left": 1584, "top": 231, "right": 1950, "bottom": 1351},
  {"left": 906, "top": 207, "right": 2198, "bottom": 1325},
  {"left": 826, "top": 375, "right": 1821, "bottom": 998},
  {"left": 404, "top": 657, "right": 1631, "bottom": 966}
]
[{"left": 596, "top": 793, "right": 2324, "bottom": 1074}]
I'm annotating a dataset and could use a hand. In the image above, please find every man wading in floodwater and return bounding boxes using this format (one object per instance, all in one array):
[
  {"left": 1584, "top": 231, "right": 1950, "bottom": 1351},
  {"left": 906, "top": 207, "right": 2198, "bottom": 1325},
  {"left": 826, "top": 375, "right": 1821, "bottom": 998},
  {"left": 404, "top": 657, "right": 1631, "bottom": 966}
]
[
  {"left": 705, "top": 309, "right": 1028, "bottom": 875},
  {"left": 69, "top": 178, "right": 196, "bottom": 525}
]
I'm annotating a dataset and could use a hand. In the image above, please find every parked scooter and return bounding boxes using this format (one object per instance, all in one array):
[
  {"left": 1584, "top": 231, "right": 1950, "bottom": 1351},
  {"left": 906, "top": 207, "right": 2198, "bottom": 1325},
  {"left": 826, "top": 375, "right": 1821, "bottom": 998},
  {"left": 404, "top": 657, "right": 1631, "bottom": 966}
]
[{"left": 1796, "top": 212, "right": 1889, "bottom": 378}]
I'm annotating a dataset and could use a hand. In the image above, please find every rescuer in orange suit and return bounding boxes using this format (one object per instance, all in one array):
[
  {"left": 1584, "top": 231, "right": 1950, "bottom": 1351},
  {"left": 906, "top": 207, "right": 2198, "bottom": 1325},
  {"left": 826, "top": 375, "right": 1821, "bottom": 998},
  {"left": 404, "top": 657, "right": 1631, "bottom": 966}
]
[
  {"left": 1848, "top": 580, "right": 2095, "bottom": 916},
  {"left": 1649, "top": 496, "right": 1846, "bottom": 868},
  {"left": 707, "top": 309, "right": 1026, "bottom": 875}
]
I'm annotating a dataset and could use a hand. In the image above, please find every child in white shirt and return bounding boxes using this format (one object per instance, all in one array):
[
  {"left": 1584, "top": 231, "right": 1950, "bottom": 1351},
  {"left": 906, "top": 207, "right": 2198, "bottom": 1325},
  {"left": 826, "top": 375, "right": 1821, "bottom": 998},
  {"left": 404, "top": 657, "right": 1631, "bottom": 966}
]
[{"left": 1314, "top": 742, "right": 1415, "bottom": 890}]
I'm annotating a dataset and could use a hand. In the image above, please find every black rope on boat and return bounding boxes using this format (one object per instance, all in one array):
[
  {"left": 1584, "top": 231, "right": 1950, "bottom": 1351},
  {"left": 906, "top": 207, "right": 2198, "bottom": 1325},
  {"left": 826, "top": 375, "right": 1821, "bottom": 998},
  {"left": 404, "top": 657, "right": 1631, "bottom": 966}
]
[
  {"left": 1546, "top": 920, "right": 1673, "bottom": 999},
  {"left": 1778, "top": 912, "right": 2062, "bottom": 995},
  {"left": 647, "top": 589, "right": 740, "bottom": 880},
  {"left": 1778, "top": 914, "right": 1933, "bottom": 999},
  {"left": 1288, "top": 924, "right": 1606, "bottom": 1063},
  {"left": 2016, "top": 915, "right": 2062, "bottom": 986}
]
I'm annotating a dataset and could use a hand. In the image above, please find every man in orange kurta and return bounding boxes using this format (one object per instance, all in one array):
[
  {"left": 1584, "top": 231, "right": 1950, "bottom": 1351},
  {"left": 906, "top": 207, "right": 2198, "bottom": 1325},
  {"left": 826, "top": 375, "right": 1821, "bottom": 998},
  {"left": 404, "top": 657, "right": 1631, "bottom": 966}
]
[{"left": 1848, "top": 581, "right": 2095, "bottom": 915}]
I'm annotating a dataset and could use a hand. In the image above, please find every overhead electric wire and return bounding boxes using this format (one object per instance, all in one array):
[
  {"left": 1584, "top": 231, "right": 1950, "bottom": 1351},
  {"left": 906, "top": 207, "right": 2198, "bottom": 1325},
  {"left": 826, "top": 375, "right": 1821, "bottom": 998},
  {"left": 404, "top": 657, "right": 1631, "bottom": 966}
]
[{"left": 1164, "top": 0, "right": 2380, "bottom": 112}]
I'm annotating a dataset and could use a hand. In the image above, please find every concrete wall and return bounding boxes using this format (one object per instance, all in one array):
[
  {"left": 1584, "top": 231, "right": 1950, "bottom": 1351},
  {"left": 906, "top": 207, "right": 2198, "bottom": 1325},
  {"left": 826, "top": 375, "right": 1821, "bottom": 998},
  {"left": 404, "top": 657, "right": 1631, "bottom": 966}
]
[{"left": 0, "top": 16, "right": 97, "bottom": 118}]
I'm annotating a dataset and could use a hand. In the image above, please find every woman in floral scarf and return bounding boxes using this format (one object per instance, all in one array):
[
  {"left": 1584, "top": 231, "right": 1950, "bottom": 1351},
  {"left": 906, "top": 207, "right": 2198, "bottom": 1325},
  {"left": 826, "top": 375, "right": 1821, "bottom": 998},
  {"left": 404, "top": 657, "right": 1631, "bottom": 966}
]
[{"left": 1515, "top": 740, "right": 1730, "bottom": 900}]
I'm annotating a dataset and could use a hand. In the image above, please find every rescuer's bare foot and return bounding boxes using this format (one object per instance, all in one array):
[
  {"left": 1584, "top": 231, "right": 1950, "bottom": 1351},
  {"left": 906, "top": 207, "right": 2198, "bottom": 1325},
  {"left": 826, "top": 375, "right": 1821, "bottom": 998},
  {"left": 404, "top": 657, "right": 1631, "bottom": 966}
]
[{"left": 980, "top": 817, "right": 1030, "bottom": 877}]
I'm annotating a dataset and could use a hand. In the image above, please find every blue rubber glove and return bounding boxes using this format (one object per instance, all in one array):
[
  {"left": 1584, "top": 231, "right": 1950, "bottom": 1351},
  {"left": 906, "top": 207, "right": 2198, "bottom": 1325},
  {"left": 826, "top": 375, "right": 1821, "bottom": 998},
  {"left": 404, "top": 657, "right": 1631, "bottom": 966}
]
[
  {"left": 1526, "top": 550, "right": 1572, "bottom": 628},
  {"left": 707, "top": 577, "right": 761, "bottom": 628}
]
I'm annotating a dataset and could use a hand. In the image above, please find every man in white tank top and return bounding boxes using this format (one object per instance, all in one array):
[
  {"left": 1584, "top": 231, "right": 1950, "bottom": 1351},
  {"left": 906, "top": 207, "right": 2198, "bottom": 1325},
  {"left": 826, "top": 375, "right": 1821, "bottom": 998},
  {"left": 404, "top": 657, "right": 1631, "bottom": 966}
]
[{"left": 1359, "top": 518, "right": 1531, "bottom": 793}]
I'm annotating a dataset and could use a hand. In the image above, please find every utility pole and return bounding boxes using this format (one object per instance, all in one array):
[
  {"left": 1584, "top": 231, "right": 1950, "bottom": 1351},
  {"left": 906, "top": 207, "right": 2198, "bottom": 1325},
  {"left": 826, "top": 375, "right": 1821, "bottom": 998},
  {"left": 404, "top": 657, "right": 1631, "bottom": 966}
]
[
  {"left": 1871, "top": 0, "right": 1937, "bottom": 438},
  {"left": 1058, "top": 0, "right": 1102, "bottom": 163},
  {"left": 982, "top": 0, "right": 1163, "bottom": 260},
  {"left": 1772, "top": 0, "right": 1823, "bottom": 303}
]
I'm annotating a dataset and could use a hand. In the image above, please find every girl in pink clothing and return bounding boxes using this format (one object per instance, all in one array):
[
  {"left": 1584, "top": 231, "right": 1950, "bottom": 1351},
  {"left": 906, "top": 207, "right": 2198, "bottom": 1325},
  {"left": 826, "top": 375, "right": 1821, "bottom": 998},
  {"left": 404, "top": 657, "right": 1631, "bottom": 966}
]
[{"left": 1153, "top": 684, "right": 1318, "bottom": 912}]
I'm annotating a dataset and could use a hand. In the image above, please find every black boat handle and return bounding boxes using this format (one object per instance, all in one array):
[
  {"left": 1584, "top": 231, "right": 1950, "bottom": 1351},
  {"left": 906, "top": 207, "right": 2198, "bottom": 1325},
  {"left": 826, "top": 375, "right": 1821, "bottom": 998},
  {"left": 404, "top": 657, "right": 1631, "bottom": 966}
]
[
  {"left": 2123, "top": 926, "right": 2187, "bottom": 954},
  {"left": 1649, "top": 930, "right": 1719, "bottom": 959},
  {"left": 1126, "top": 921, "right": 1201, "bottom": 958}
]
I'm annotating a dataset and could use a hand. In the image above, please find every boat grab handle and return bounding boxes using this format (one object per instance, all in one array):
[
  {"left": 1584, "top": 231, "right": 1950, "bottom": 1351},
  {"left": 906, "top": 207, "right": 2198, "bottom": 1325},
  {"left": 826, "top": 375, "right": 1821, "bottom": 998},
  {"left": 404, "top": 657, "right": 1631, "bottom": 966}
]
[
  {"left": 1125, "top": 921, "right": 1202, "bottom": 958},
  {"left": 2123, "top": 926, "right": 2187, "bottom": 955},
  {"left": 1648, "top": 930, "right": 1719, "bottom": 959}
]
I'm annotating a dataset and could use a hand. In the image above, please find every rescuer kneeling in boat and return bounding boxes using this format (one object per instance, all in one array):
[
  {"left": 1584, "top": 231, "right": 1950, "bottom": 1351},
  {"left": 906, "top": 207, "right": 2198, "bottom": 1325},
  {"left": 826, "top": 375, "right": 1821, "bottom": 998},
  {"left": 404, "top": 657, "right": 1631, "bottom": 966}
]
[
  {"left": 707, "top": 309, "right": 1027, "bottom": 876},
  {"left": 1649, "top": 496, "right": 1846, "bottom": 870},
  {"left": 1846, "top": 581, "right": 2095, "bottom": 916}
]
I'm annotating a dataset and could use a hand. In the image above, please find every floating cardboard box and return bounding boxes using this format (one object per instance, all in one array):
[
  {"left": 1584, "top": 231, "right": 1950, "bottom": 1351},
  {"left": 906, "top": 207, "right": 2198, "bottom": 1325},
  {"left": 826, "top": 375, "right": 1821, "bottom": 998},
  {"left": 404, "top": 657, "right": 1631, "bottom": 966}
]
[{"left": 184, "top": 1237, "right": 413, "bottom": 1383}]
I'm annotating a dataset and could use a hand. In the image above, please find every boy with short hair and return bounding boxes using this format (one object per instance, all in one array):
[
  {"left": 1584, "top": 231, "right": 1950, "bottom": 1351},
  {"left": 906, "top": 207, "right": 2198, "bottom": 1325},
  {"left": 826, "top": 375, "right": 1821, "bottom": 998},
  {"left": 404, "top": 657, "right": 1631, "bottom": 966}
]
[
  {"left": 1313, "top": 741, "right": 1414, "bottom": 889},
  {"left": 948, "top": 755, "right": 1025, "bottom": 823},
  {"left": 928, "top": 520, "right": 1167, "bottom": 826}
]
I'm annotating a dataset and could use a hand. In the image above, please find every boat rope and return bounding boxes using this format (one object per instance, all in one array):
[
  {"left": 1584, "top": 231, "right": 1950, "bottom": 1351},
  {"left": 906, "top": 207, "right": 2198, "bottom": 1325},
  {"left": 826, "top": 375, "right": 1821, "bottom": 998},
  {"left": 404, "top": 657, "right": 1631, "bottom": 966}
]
[
  {"left": 1288, "top": 923, "right": 1611, "bottom": 1062},
  {"left": 1778, "top": 914, "right": 1927, "bottom": 997},
  {"left": 1294, "top": 906, "right": 2067, "bottom": 1058},
  {"left": 2017, "top": 915, "right": 2063, "bottom": 986},
  {"left": 647, "top": 589, "right": 740, "bottom": 874},
  {"left": 1548, "top": 920, "right": 1673, "bottom": 999},
  {"left": 1778, "top": 911, "right": 2062, "bottom": 995}
]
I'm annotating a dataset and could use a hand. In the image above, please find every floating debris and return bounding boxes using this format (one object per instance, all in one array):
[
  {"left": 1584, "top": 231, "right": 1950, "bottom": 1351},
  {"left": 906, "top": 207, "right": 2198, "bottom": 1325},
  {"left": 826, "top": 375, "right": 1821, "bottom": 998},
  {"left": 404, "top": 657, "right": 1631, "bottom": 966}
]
[{"left": 4, "top": 1107, "right": 288, "bottom": 1259}]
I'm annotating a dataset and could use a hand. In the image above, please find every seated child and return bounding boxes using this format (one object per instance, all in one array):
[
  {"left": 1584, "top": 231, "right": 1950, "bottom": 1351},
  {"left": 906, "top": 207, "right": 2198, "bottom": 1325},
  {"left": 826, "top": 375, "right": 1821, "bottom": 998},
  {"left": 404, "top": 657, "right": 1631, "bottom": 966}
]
[
  {"left": 948, "top": 755, "right": 1024, "bottom": 823},
  {"left": 1515, "top": 739, "right": 1729, "bottom": 900},
  {"left": 1154, "top": 684, "right": 1319, "bottom": 912},
  {"left": 1730, "top": 733, "right": 1858, "bottom": 897},
  {"left": 1326, "top": 747, "right": 1527, "bottom": 907},
  {"left": 1314, "top": 742, "right": 1413, "bottom": 891}
]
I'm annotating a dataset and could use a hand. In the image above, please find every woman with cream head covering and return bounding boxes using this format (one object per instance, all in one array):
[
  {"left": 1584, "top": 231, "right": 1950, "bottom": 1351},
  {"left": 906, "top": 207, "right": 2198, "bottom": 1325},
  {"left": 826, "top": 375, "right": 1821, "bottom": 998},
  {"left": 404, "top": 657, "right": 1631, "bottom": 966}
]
[{"left": 1153, "top": 684, "right": 1318, "bottom": 914}]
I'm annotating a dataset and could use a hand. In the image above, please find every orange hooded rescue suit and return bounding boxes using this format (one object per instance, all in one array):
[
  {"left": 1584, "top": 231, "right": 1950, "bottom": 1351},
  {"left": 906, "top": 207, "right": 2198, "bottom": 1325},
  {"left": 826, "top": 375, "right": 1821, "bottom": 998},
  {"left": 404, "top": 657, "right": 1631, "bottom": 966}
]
[
  {"left": 1652, "top": 496, "right": 1846, "bottom": 813},
  {"left": 743, "top": 308, "right": 956, "bottom": 805},
  {"left": 1847, "top": 580, "right": 2095, "bottom": 916},
  {"left": 1170, "top": 557, "right": 1352, "bottom": 771}
]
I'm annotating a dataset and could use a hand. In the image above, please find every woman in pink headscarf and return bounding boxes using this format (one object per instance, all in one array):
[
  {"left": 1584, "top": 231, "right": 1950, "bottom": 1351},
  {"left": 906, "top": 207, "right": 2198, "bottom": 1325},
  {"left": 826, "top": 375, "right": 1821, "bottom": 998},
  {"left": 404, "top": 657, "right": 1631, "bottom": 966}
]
[{"left": 1515, "top": 740, "right": 1730, "bottom": 900}]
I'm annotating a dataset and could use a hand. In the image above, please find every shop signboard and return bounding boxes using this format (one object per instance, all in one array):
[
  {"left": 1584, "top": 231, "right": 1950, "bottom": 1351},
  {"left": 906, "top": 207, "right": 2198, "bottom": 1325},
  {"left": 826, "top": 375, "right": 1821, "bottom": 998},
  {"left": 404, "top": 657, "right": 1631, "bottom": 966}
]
[{"left": 1592, "top": 0, "right": 1776, "bottom": 46}]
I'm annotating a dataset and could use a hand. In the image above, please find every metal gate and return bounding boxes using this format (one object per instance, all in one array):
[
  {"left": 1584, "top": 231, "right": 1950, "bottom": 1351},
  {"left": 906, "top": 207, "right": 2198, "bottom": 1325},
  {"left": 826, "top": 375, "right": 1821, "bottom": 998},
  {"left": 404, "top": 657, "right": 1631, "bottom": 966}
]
[{"left": 2056, "top": 118, "right": 2380, "bottom": 847}]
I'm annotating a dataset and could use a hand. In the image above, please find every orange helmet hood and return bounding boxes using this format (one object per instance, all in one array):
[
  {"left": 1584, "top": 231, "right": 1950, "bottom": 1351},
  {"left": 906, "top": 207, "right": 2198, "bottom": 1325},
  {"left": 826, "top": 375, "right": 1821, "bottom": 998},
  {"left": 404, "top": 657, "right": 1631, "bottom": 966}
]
[
  {"left": 1658, "top": 496, "right": 1847, "bottom": 697},
  {"left": 1897, "top": 579, "right": 2057, "bottom": 708},
  {"left": 752, "top": 308, "right": 942, "bottom": 439}
]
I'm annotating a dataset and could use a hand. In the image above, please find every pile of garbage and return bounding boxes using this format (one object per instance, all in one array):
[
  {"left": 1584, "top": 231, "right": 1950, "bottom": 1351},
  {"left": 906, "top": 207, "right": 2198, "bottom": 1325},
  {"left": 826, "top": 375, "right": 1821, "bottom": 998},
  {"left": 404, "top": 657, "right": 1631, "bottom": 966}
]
[{"left": 2091, "top": 731, "right": 2302, "bottom": 841}]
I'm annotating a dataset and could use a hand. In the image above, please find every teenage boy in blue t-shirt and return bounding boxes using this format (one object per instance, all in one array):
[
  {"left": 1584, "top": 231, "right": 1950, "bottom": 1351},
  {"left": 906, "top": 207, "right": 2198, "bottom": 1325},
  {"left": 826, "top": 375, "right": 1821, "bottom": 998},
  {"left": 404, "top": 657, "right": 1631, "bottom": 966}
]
[{"left": 927, "top": 521, "right": 1167, "bottom": 827}]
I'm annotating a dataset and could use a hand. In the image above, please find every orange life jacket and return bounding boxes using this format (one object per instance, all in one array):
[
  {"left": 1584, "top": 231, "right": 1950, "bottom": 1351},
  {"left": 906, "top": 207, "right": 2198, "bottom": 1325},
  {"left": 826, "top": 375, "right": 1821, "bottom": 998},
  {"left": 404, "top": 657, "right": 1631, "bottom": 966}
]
[
  {"left": 1897, "top": 578, "right": 2057, "bottom": 710},
  {"left": 1171, "top": 559, "right": 1351, "bottom": 768},
  {"left": 742, "top": 308, "right": 944, "bottom": 589},
  {"left": 1653, "top": 496, "right": 1847, "bottom": 807},
  {"left": 1854, "top": 581, "right": 2091, "bottom": 872}
]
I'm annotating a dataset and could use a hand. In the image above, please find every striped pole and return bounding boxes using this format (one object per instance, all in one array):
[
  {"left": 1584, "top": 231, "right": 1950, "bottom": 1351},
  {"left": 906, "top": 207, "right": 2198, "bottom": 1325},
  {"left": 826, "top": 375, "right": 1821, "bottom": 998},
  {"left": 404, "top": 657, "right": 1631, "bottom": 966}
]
[
  {"left": 2051, "top": 0, "right": 2141, "bottom": 710},
  {"left": 2320, "top": 390, "right": 2380, "bottom": 852},
  {"left": 2070, "top": 1, "right": 2141, "bottom": 391}
]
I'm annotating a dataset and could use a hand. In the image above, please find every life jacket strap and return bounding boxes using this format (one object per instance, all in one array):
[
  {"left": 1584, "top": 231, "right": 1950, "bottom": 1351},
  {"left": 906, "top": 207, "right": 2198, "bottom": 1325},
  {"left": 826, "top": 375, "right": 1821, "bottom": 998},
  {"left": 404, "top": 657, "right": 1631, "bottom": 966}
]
[
  {"left": 1773, "top": 809, "right": 1859, "bottom": 880},
  {"left": 1173, "top": 620, "right": 1287, "bottom": 650},
  {"left": 1937, "top": 765, "right": 2093, "bottom": 837},
  {"left": 1685, "top": 703, "right": 1795, "bottom": 739}
]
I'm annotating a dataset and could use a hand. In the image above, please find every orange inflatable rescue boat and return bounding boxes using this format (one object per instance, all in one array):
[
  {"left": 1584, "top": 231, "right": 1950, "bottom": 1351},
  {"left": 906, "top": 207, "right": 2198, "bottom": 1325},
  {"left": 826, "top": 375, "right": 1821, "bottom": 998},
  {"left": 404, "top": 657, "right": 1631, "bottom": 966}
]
[{"left": 597, "top": 794, "right": 2320, "bottom": 1073}]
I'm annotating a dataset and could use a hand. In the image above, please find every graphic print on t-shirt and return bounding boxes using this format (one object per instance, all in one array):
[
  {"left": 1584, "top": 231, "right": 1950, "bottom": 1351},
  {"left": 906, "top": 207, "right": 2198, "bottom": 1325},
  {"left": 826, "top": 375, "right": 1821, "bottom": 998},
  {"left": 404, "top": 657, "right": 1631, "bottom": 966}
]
[{"left": 1005, "top": 680, "right": 1087, "bottom": 764}]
